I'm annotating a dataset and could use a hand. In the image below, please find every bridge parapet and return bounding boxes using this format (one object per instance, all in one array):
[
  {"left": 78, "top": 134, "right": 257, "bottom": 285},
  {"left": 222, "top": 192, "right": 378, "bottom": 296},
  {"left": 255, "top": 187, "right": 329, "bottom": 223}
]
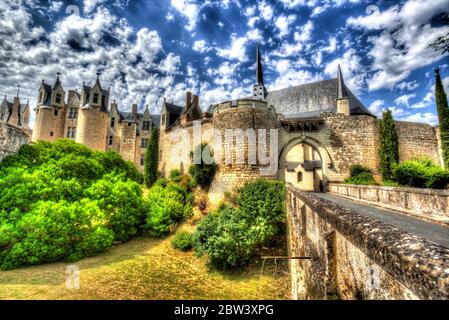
[
  {"left": 328, "top": 183, "right": 449, "bottom": 223},
  {"left": 287, "top": 185, "right": 449, "bottom": 300}
]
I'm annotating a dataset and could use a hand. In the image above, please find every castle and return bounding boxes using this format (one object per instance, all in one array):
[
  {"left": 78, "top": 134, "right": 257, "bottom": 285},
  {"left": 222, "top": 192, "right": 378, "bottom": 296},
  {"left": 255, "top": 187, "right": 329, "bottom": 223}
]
[
  {"left": 32, "top": 73, "right": 160, "bottom": 169},
  {"left": 30, "top": 48, "right": 443, "bottom": 203}
]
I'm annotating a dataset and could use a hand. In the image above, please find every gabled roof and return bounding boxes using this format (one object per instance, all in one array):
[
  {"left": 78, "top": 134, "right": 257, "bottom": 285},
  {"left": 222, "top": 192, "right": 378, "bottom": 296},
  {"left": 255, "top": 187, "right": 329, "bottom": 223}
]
[{"left": 266, "top": 78, "right": 373, "bottom": 117}]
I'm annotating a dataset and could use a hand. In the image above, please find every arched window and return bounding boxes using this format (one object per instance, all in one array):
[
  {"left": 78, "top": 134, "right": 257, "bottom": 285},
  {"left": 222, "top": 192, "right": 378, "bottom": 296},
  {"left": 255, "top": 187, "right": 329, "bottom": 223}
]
[{"left": 297, "top": 171, "right": 303, "bottom": 183}]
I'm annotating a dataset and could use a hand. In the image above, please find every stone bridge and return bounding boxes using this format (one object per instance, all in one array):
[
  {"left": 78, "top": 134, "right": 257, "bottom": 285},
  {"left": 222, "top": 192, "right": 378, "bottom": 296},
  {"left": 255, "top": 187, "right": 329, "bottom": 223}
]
[{"left": 286, "top": 185, "right": 449, "bottom": 300}]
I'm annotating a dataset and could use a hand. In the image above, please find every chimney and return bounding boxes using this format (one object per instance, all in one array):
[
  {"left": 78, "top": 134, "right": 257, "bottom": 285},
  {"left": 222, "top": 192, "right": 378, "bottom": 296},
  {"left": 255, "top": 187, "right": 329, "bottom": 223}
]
[
  {"left": 68, "top": 90, "right": 76, "bottom": 102},
  {"left": 192, "top": 95, "right": 199, "bottom": 106},
  {"left": 132, "top": 104, "right": 138, "bottom": 122},
  {"left": 185, "top": 91, "right": 192, "bottom": 108}
]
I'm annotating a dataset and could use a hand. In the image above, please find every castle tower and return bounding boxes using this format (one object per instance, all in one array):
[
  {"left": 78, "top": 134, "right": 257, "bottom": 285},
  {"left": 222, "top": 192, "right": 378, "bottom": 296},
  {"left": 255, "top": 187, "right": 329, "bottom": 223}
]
[
  {"left": 76, "top": 73, "right": 110, "bottom": 151},
  {"left": 32, "top": 73, "right": 66, "bottom": 142},
  {"left": 336, "top": 65, "right": 350, "bottom": 116},
  {"left": 252, "top": 46, "right": 267, "bottom": 100}
]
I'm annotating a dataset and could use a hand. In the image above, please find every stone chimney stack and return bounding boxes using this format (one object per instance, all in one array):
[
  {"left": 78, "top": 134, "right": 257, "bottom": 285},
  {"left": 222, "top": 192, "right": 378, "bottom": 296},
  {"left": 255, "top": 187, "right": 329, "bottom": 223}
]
[
  {"left": 186, "top": 91, "right": 192, "bottom": 108},
  {"left": 132, "top": 104, "right": 138, "bottom": 121},
  {"left": 192, "top": 94, "right": 199, "bottom": 106}
]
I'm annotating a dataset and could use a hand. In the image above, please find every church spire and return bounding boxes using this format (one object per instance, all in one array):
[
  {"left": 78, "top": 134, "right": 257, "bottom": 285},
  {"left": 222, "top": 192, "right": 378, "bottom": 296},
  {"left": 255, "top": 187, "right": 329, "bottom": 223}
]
[
  {"left": 53, "top": 72, "right": 61, "bottom": 90},
  {"left": 337, "top": 64, "right": 348, "bottom": 99},
  {"left": 256, "top": 45, "right": 264, "bottom": 86}
]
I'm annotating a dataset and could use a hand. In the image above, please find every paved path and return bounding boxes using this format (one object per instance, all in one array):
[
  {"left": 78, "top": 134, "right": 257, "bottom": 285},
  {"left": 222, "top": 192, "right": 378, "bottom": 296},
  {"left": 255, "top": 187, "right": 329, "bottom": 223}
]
[{"left": 313, "top": 192, "right": 449, "bottom": 249}]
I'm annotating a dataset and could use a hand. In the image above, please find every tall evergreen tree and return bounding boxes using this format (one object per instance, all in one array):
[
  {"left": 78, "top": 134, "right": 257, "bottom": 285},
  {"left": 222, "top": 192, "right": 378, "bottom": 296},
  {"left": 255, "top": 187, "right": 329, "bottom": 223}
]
[
  {"left": 144, "top": 127, "right": 159, "bottom": 188},
  {"left": 379, "top": 109, "right": 399, "bottom": 181},
  {"left": 435, "top": 67, "right": 449, "bottom": 168}
]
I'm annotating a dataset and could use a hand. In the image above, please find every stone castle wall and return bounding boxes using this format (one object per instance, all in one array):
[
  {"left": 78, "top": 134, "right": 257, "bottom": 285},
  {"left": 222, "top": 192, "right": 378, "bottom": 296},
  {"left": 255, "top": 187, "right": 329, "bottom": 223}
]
[
  {"left": 395, "top": 121, "right": 442, "bottom": 166},
  {"left": 0, "top": 123, "right": 29, "bottom": 161}
]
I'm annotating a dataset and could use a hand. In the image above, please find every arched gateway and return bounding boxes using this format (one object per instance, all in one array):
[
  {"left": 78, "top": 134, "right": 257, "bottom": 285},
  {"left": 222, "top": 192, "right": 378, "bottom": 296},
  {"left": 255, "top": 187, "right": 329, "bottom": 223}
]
[{"left": 279, "top": 137, "right": 333, "bottom": 191}]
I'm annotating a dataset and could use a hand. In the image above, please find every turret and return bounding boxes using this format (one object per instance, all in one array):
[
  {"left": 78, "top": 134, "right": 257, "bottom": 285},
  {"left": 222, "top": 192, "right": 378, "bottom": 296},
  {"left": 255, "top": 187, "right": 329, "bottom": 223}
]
[{"left": 336, "top": 65, "right": 350, "bottom": 116}]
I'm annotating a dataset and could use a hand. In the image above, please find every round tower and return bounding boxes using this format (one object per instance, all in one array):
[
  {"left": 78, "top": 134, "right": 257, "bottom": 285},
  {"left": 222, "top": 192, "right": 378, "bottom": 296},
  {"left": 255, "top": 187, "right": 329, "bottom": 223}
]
[
  {"left": 75, "top": 75, "right": 109, "bottom": 151},
  {"left": 208, "top": 99, "right": 279, "bottom": 203}
]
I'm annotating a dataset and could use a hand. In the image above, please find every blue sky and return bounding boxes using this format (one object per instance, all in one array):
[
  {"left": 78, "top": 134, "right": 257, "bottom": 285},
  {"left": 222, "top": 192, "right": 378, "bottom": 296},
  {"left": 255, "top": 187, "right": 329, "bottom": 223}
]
[{"left": 0, "top": 0, "right": 448, "bottom": 127}]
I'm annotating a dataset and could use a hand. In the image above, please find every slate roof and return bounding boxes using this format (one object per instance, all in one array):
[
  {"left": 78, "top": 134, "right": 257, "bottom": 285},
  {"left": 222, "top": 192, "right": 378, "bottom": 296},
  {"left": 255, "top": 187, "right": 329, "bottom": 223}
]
[
  {"left": 266, "top": 78, "right": 373, "bottom": 117},
  {"left": 165, "top": 102, "right": 183, "bottom": 114},
  {"left": 119, "top": 111, "right": 161, "bottom": 128}
]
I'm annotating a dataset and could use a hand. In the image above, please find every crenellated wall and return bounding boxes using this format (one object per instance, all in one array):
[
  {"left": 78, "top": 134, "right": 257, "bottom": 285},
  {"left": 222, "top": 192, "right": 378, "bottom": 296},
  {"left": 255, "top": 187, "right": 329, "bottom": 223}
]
[{"left": 287, "top": 186, "right": 449, "bottom": 300}]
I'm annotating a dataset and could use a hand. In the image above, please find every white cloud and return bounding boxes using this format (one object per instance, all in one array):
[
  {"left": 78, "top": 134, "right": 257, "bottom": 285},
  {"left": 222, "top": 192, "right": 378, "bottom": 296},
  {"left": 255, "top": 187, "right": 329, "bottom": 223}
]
[
  {"left": 84, "top": 0, "right": 108, "bottom": 14},
  {"left": 347, "top": 0, "right": 449, "bottom": 91},
  {"left": 400, "top": 112, "right": 438, "bottom": 125},
  {"left": 192, "top": 40, "right": 211, "bottom": 53},
  {"left": 395, "top": 94, "right": 416, "bottom": 107},
  {"left": 216, "top": 34, "right": 249, "bottom": 62},
  {"left": 395, "top": 80, "right": 419, "bottom": 91},
  {"left": 258, "top": 1, "right": 273, "bottom": 21},
  {"left": 275, "top": 15, "right": 296, "bottom": 38},
  {"left": 368, "top": 99, "right": 385, "bottom": 117},
  {"left": 170, "top": 0, "right": 200, "bottom": 31}
]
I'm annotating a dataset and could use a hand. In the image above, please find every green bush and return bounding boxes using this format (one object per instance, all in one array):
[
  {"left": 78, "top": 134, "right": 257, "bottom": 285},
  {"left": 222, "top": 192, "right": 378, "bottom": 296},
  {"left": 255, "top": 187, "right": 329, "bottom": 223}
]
[
  {"left": 85, "top": 174, "right": 146, "bottom": 242},
  {"left": 0, "top": 200, "right": 114, "bottom": 270},
  {"left": 188, "top": 144, "right": 217, "bottom": 189},
  {"left": 172, "top": 231, "right": 193, "bottom": 251},
  {"left": 193, "top": 179, "right": 285, "bottom": 271},
  {"left": 0, "top": 139, "right": 146, "bottom": 270},
  {"left": 170, "top": 169, "right": 181, "bottom": 182},
  {"left": 144, "top": 183, "right": 193, "bottom": 238},
  {"left": 345, "top": 165, "right": 377, "bottom": 185},
  {"left": 393, "top": 158, "right": 449, "bottom": 189}
]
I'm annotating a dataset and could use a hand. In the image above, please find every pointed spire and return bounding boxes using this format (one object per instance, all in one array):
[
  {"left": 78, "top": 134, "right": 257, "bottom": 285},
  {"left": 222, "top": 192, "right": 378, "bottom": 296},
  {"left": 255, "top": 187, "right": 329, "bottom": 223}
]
[
  {"left": 337, "top": 64, "right": 348, "bottom": 100},
  {"left": 95, "top": 72, "right": 102, "bottom": 89},
  {"left": 53, "top": 72, "right": 61, "bottom": 90},
  {"left": 256, "top": 45, "right": 264, "bottom": 86}
]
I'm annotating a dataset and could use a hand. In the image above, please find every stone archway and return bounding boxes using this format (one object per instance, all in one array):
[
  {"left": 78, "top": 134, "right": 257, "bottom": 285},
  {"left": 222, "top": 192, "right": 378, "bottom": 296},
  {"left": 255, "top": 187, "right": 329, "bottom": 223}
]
[{"left": 279, "top": 137, "right": 333, "bottom": 191}]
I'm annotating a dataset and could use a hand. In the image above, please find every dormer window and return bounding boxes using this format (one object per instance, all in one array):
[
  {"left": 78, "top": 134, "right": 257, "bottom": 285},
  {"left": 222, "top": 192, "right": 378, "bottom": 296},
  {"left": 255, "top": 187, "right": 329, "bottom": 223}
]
[
  {"left": 93, "top": 93, "right": 99, "bottom": 104},
  {"left": 68, "top": 108, "right": 77, "bottom": 119},
  {"left": 55, "top": 93, "right": 62, "bottom": 104},
  {"left": 142, "top": 120, "right": 150, "bottom": 131},
  {"left": 111, "top": 117, "right": 115, "bottom": 128}
]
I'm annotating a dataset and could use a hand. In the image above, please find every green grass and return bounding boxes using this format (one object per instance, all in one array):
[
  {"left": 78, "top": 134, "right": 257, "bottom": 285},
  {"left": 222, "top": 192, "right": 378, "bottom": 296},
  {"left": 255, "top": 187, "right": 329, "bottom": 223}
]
[{"left": 0, "top": 221, "right": 290, "bottom": 300}]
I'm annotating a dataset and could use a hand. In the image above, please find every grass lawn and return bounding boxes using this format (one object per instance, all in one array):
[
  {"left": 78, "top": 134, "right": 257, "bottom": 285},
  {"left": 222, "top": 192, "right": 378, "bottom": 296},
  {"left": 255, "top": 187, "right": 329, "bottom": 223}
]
[{"left": 0, "top": 221, "right": 291, "bottom": 300}]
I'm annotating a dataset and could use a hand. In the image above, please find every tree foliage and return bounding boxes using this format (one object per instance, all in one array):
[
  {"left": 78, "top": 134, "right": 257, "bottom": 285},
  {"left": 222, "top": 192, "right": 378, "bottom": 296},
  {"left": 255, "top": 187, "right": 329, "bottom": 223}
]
[
  {"left": 144, "top": 127, "right": 159, "bottom": 188},
  {"left": 188, "top": 143, "right": 217, "bottom": 189},
  {"left": 379, "top": 109, "right": 399, "bottom": 181},
  {"left": 192, "top": 179, "right": 285, "bottom": 271},
  {"left": 435, "top": 67, "right": 449, "bottom": 169}
]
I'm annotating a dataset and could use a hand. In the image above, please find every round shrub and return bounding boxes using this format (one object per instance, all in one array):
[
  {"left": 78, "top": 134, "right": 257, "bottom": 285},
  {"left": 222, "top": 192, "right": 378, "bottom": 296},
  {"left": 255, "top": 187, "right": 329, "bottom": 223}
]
[
  {"left": 172, "top": 231, "right": 193, "bottom": 251},
  {"left": 393, "top": 158, "right": 449, "bottom": 189}
]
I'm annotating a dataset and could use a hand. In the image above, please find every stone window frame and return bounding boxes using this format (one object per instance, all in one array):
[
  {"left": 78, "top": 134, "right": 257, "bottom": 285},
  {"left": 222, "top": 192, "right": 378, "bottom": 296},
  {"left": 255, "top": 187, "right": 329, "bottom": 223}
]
[
  {"left": 49, "top": 131, "right": 54, "bottom": 137},
  {"left": 68, "top": 108, "right": 78, "bottom": 119},
  {"left": 108, "top": 135, "right": 113, "bottom": 146},
  {"left": 93, "top": 93, "right": 99, "bottom": 104},
  {"left": 142, "top": 120, "right": 151, "bottom": 131},
  {"left": 110, "top": 117, "right": 115, "bottom": 128},
  {"left": 53, "top": 109, "right": 59, "bottom": 116},
  {"left": 55, "top": 93, "right": 62, "bottom": 104},
  {"left": 140, "top": 154, "right": 145, "bottom": 166},
  {"left": 141, "top": 138, "right": 148, "bottom": 148}
]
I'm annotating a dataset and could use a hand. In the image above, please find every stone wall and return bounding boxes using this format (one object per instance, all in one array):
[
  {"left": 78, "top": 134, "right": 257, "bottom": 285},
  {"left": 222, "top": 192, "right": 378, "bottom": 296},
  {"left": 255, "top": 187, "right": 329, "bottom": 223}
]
[
  {"left": 329, "top": 183, "right": 449, "bottom": 221},
  {"left": 395, "top": 121, "right": 442, "bottom": 166},
  {"left": 287, "top": 186, "right": 449, "bottom": 300},
  {"left": 0, "top": 123, "right": 29, "bottom": 161}
]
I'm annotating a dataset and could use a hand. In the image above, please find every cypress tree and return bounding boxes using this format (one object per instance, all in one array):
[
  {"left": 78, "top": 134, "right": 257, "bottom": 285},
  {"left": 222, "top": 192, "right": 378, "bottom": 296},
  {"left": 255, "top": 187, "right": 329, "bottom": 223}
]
[
  {"left": 435, "top": 67, "right": 449, "bottom": 169},
  {"left": 379, "top": 109, "right": 399, "bottom": 181},
  {"left": 144, "top": 127, "right": 159, "bottom": 188}
]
